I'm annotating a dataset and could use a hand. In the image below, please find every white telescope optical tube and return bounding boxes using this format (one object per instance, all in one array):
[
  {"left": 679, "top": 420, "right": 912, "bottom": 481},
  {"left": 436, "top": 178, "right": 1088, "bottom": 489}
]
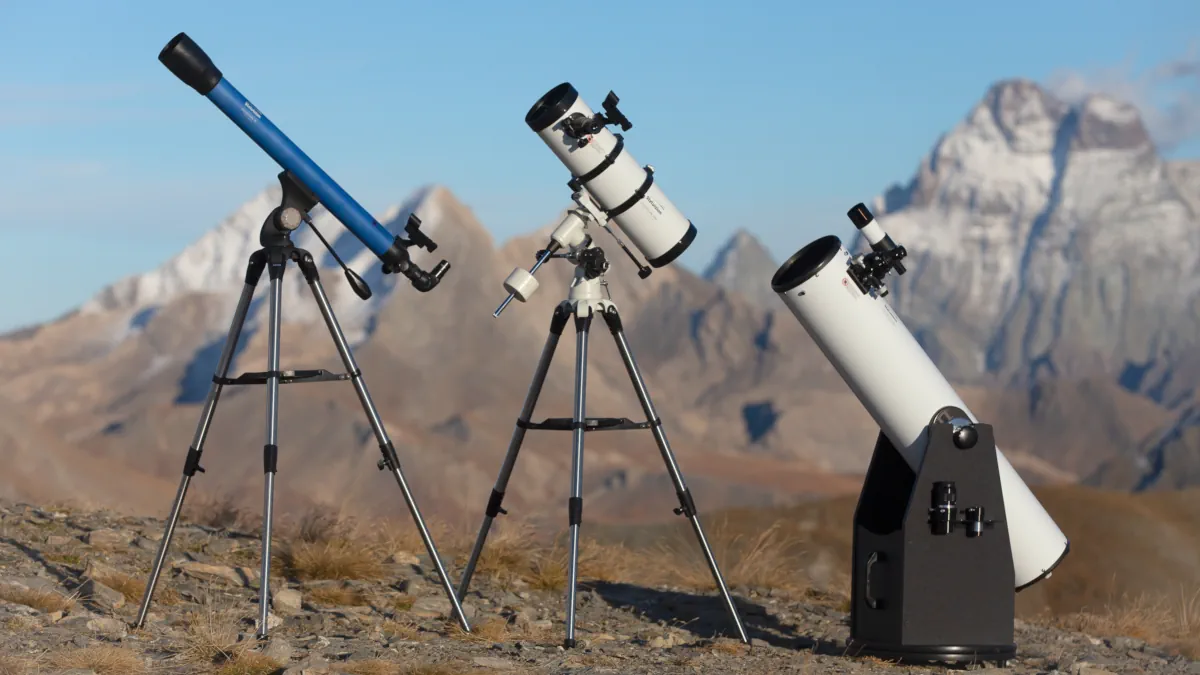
[
  {"left": 524, "top": 82, "right": 696, "bottom": 268},
  {"left": 771, "top": 234, "right": 1069, "bottom": 590}
]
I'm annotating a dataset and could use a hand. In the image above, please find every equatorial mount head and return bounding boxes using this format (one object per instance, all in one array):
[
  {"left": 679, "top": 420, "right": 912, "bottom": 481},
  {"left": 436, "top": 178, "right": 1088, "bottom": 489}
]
[
  {"left": 845, "top": 203, "right": 908, "bottom": 298},
  {"left": 560, "top": 91, "right": 632, "bottom": 147},
  {"left": 493, "top": 187, "right": 653, "bottom": 317}
]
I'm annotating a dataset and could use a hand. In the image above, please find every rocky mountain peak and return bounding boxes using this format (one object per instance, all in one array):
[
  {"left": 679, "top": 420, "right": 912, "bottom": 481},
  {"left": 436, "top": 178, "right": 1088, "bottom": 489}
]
[
  {"left": 1071, "top": 94, "right": 1154, "bottom": 152},
  {"left": 977, "top": 78, "right": 1070, "bottom": 154},
  {"left": 701, "top": 228, "right": 779, "bottom": 309}
]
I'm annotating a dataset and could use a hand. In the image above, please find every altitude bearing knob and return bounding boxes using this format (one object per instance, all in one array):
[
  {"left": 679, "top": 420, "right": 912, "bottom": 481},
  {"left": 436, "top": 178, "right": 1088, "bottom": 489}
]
[{"left": 278, "top": 207, "right": 303, "bottom": 231}]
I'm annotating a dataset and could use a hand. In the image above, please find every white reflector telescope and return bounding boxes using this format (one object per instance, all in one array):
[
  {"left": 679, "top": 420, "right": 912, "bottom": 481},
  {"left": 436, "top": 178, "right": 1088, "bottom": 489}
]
[
  {"left": 770, "top": 206, "right": 1069, "bottom": 591},
  {"left": 525, "top": 83, "right": 696, "bottom": 268}
]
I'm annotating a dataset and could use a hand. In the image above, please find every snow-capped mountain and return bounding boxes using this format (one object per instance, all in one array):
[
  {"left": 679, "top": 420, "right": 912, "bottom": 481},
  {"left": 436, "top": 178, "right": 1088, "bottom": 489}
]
[
  {"left": 854, "top": 78, "right": 1200, "bottom": 490},
  {"left": 83, "top": 182, "right": 449, "bottom": 345},
  {"left": 701, "top": 229, "right": 779, "bottom": 309},
  {"left": 861, "top": 79, "right": 1200, "bottom": 404},
  {"left": 2, "top": 76, "right": 1198, "bottom": 518}
]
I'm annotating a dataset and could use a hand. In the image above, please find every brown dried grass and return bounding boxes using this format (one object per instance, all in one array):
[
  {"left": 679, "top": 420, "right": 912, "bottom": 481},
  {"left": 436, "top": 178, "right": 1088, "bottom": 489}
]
[
  {"left": 1054, "top": 585, "right": 1200, "bottom": 659},
  {"left": 0, "top": 583, "right": 76, "bottom": 613},
  {"left": 45, "top": 645, "right": 146, "bottom": 675}
]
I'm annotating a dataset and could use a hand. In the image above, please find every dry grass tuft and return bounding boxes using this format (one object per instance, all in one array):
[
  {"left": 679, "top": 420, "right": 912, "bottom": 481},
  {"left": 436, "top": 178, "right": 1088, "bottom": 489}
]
[
  {"left": 389, "top": 594, "right": 415, "bottom": 613},
  {"left": 295, "top": 504, "right": 348, "bottom": 543},
  {"left": 0, "top": 583, "right": 76, "bottom": 613},
  {"left": 655, "top": 519, "right": 807, "bottom": 593},
  {"left": 213, "top": 650, "right": 283, "bottom": 675},
  {"left": 455, "top": 522, "right": 539, "bottom": 589},
  {"left": 458, "top": 525, "right": 635, "bottom": 593},
  {"left": 447, "top": 616, "right": 555, "bottom": 645},
  {"left": 89, "top": 569, "right": 181, "bottom": 606},
  {"left": 705, "top": 638, "right": 751, "bottom": 655},
  {"left": 339, "top": 660, "right": 401, "bottom": 675},
  {"left": 449, "top": 617, "right": 514, "bottom": 644},
  {"left": 185, "top": 492, "right": 252, "bottom": 531},
  {"left": 0, "top": 655, "right": 28, "bottom": 675},
  {"left": 43, "top": 550, "right": 83, "bottom": 566},
  {"left": 3, "top": 616, "right": 39, "bottom": 633},
  {"left": 277, "top": 538, "right": 385, "bottom": 581},
  {"left": 1053, "top": 585, "right": 1200, "bottom": 658},
  {"left": 46, "top": 645, "right": 147, "bottom": 675},
  {"left": 307, "top": 584, "right": 371, "bottom": 607},
  {"left": 381, "top": 617, "right": 432, "bottom": 642},
  {"left": 180, "top": 608, "right": 244, "bottom": 664}
]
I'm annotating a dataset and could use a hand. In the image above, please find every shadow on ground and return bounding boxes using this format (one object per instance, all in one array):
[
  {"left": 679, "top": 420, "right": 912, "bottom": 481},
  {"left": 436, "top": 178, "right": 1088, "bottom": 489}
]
[{"left": 584, "top": 580, "right": 845, "bottom": 654}]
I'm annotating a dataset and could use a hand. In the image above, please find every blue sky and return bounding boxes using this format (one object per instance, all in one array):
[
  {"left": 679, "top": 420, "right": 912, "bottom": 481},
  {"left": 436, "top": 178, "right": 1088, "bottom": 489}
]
[{"left": 1, "top": 0, "right": 1198, "bottom": 332}]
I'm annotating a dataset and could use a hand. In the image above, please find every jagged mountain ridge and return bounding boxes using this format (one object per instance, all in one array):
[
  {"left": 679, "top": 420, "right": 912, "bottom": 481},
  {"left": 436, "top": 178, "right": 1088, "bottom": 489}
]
[
  {"left": 0, "top": 183, "right": 878, "bottom": 522},
  {"left": 83, "top": 182, "right": 446, "bottom": 349},
  {"left": 1, "top": 77, "right": 1195, "bottom": 519},
  {"left": 858, "top": 78, "right": 1200, "bottom": 490},
  {"left": 701, "top": 229, "right": 779, "bottom": 309}
]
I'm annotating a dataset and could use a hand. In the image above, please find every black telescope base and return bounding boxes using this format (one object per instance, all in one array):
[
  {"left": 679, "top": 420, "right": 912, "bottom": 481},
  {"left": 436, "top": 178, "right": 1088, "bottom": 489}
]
[
  {"left": 848, "top": 407, "right": 1018, "bottom": 669},
  {"left": 844, "top": 640, "right": 1016, "bottom": 667}
]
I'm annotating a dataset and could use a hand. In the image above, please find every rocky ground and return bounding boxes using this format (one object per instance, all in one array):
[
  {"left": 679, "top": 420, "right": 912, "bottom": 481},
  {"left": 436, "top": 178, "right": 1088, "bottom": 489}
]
[{"left": 0, "top": 500, "right": 1196, "bottom": 675}]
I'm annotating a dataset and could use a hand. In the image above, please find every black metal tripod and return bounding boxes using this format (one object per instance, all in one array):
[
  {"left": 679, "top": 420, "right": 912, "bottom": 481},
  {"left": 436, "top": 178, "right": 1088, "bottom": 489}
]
[
  {"left": 456, "top": 289, "right": 750, "bottom": 648},
  {"left": 132, "top": 172, "right": 471, "bottom": 637}
]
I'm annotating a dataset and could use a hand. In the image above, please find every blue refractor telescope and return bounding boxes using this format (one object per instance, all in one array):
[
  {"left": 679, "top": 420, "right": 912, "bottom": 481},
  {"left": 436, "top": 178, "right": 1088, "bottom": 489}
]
[{"left": 158, "top": 32, "right": 449, "bottom": 292}]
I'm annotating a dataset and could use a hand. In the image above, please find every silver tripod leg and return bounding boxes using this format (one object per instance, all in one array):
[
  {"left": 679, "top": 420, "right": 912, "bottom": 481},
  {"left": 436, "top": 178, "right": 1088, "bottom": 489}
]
[
  {"left": 299, "top": 256, "right": 471, "bottom": 633},
  {"left": 600, "top": 306, "right": 750, "bottom": 644},
  {"left": 133, "top": 252, "right": 266, "bottom": 630},
  {"left": 564, "top": 310, "right": 592, "bottom": 648},
  {"left": 458, "top": 304, "right": 571, "bottom": 600},
  {"left": 257, "top": 262, "right": 285, "bottom": 638}
]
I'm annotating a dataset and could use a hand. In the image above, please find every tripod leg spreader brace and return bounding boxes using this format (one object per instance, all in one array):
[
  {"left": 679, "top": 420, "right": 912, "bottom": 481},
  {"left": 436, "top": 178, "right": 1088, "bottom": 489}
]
[
  {"left": 847, "top": 407, "right": 1016, "bottom": 666},
  {"left": 457, "top": 302, "right": 749, "bottom": 648}
]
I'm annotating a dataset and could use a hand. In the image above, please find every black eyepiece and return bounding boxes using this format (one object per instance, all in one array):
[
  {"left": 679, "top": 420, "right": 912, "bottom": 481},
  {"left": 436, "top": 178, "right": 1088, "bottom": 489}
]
[
  {"left": 159, "top": 32, "right": 223, "bottom": 96},
  {"left": 847, "top": 203, "right": 874, "bottom": 229}
]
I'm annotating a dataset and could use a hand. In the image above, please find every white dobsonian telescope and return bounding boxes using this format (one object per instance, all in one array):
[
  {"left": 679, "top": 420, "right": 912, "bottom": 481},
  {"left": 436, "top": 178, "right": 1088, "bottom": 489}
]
[{"left": 770, "top": 204, "right": 1069, "bottom": 592}]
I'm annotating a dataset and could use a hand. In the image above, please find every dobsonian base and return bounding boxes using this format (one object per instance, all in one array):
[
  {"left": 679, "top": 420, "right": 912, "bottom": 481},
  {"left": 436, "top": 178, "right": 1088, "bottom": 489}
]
[
  {"left": 846, "top": 407, "right": 1016, "bottom": 667},
  {"left": 131, "top": 198, "right": 471, "bottom": 639},
  {"left": 456, "top": 301, "right": 750, "bottom": 649}
]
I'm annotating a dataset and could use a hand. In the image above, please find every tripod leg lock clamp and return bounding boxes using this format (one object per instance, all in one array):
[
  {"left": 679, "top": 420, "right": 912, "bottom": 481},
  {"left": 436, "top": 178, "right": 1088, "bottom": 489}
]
[
  {"left": 377, "top": 441, "right": 401, "bottom": 471},
  {"left": 263, "top": 445, "right": 278, "bottom": 474},
  {"left": 183, "top": 447, "right": 205, "bottom": 476},
  {"left": 600, "top": 307, "right": 623, "bottom": 334},
  {"left": 550, "top": 307, "right": 571, "bottom": 335},
  {"left": 486, "top": 489, "right": 508, "bottom": 518},
  {"left": 568, "top": 497, "right": 583, "bottom": 526},
  {"left": 673, "top": 489, "right": 697, "bottom": 517}
]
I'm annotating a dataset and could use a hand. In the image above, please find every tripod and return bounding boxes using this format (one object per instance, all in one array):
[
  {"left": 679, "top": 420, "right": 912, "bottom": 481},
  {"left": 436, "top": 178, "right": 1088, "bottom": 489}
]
[
  {"left": 133, "top": 173, "right": 471, "bottom": 637},
  {"left": 456, "top": 240, "right": 750, "bottom": 648}
]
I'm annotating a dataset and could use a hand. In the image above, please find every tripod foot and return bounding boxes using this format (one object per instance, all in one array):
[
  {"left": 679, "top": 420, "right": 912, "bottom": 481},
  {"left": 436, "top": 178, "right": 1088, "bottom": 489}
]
[{"left": 563, "top": 638, "right": 577, "bottom": 649}]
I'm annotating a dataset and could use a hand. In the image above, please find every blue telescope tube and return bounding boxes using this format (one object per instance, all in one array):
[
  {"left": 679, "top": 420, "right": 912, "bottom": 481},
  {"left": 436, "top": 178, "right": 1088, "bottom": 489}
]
[{"left": 158, "top": 32, "right": 448, "bottom": 291}]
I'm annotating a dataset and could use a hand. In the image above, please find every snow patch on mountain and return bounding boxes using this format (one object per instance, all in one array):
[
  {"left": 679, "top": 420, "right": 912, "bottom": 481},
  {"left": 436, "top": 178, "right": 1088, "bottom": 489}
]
[
  {"left": 82, "top": 184, "right": 447, "bottom": 345},
  {"left": 859, "top": 78, "right": 1200, "bottom": 406}
]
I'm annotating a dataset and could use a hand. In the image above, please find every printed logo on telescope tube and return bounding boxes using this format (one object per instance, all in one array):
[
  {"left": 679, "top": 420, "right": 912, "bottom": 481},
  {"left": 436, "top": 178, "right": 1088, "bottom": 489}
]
[
  {"left": 242, "top": 102, "right": 263, "bottom": 122},
  {"left": 841, "top": 277, "right": 860, "bottom": 301}
]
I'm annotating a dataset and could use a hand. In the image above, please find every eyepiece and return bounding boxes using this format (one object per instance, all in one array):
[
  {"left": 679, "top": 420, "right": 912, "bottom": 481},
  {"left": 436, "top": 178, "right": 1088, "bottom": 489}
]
[
  {"left": 848, "top": 203, "right": 874, "bottom": 229},
  {"left": 406, "top": 260, "right": 451, "bottom": 292},
  {"left": 159, "top": 32, "right": 222, "bottom": 95},
  {"left": 526, "top": 82, "right": 579, "bottom": 132}
]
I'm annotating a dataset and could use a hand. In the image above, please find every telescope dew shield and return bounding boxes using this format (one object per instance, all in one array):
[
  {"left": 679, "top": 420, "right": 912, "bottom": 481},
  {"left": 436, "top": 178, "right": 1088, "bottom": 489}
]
[
  {"left": 526, "top": 83, "right": 696, "bottom": 268},
  {"left": 159, "top": 33, "right": 446, "bottom": 289},
  {"left": 770, "top": 235, "right": 1069, "bottom": 591}
]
